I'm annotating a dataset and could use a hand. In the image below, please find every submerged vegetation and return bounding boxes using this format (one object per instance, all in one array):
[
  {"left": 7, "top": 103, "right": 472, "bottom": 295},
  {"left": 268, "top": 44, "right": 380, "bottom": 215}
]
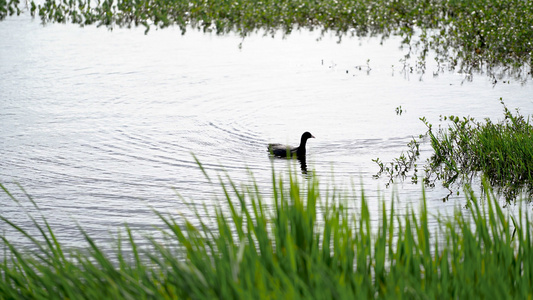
[
  {"left": 1, "top": 0, "right": 532, "bottom": 80},
  {"left": 375, "top": 99, "right": 533, "bottom": 202},
  {"left": 2, "top": 166, "right": 533, "bottom": 298}
]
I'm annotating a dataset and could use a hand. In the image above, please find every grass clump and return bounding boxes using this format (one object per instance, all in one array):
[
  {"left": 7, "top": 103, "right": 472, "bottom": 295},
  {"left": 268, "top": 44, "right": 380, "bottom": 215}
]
[
  {"left": 2, "top": 0, "right": 533, "bottom": 80},
  {"left": 2, "top": 164, "right": 533, "bottom": 298},
  {"left": 375, "top": 99, "right": 533, "bottom": 202}
]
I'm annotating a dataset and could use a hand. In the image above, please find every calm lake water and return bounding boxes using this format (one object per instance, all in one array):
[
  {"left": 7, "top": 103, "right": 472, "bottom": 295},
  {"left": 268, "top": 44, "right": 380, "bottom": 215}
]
[{"left": 1, "top": 15, "right": 532, "bottom": 249}]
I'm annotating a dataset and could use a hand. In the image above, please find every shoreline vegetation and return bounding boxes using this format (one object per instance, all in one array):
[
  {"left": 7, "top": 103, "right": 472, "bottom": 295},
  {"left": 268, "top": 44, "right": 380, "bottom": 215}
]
[
  {"left": 374, "top": 99, "right": 533, "bottom": 202},
  {"left": 1, "top": 0, "right": 532, "bottom": 81},
  {"left": 2, "top": 168, "right": 533, "bottom": 298}
]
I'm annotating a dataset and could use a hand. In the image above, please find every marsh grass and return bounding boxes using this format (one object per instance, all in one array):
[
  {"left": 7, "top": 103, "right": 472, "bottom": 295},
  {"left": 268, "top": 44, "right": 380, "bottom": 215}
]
[
  {"left": 375, "top": 99, "right": 533, "bottom": 202},
  {"left": 2, "top": 0, "right": 532, "bottom": 80},
  {"left": 2, "top": 163, "right": 533, "bottom": 298}
]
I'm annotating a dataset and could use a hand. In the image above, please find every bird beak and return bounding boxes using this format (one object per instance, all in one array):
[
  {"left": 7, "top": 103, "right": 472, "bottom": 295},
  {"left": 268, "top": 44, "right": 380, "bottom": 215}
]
[{"left": 311, "top": 135, "right": 315, "bottom": 138}]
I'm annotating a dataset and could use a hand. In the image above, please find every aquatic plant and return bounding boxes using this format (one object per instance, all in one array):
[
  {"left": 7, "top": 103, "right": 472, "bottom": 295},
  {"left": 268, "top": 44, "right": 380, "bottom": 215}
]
[
  {"left": 1, "top": 164, "right": 533, "bottom": 298},
  {"left": 1, "top": 0, "right": 532, "bottom": 80},
  {"left": 374, "top": 99, "right": 533, "bottom": 202}
]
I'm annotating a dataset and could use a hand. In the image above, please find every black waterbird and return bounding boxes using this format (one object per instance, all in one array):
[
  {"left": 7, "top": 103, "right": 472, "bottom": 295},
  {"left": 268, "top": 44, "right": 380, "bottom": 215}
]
[{"left": 267, "top": 132, "right": 315, "bottom": 158}]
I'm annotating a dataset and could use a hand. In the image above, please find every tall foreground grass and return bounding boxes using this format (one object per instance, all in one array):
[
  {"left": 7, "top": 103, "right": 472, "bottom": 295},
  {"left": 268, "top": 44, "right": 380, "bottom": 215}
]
[{"left": 1, "top": 168, "right": 533, "bottom": 299}]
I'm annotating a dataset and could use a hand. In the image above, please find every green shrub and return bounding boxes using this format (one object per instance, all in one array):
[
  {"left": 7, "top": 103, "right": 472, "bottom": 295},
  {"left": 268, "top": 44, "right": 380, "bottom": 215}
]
[{"left": 375, "top": 99, "right": 533, "bottom": 202}]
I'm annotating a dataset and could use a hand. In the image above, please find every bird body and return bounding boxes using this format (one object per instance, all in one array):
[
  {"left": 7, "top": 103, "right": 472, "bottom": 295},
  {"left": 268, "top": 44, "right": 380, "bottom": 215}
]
[
  {"left": 268, "top": 144, "right": 299, "bottom": 157},
  {"left": 268, "top": 132, "right": 315, "bottom": 158}
]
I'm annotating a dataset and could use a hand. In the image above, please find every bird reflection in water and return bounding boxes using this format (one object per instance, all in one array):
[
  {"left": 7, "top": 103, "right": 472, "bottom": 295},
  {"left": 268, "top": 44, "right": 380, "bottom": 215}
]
[
  {"left": 298, "top": 156, "right": 308, "bottom": 174},
  {"left": 268, "top": 154, "right": 310, "bottom": 175}
]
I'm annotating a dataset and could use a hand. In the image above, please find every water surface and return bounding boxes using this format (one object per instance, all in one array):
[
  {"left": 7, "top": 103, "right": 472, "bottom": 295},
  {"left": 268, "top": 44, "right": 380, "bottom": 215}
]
[{"left": 1, "top": 15, "right": 532, "bottom": 249}]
